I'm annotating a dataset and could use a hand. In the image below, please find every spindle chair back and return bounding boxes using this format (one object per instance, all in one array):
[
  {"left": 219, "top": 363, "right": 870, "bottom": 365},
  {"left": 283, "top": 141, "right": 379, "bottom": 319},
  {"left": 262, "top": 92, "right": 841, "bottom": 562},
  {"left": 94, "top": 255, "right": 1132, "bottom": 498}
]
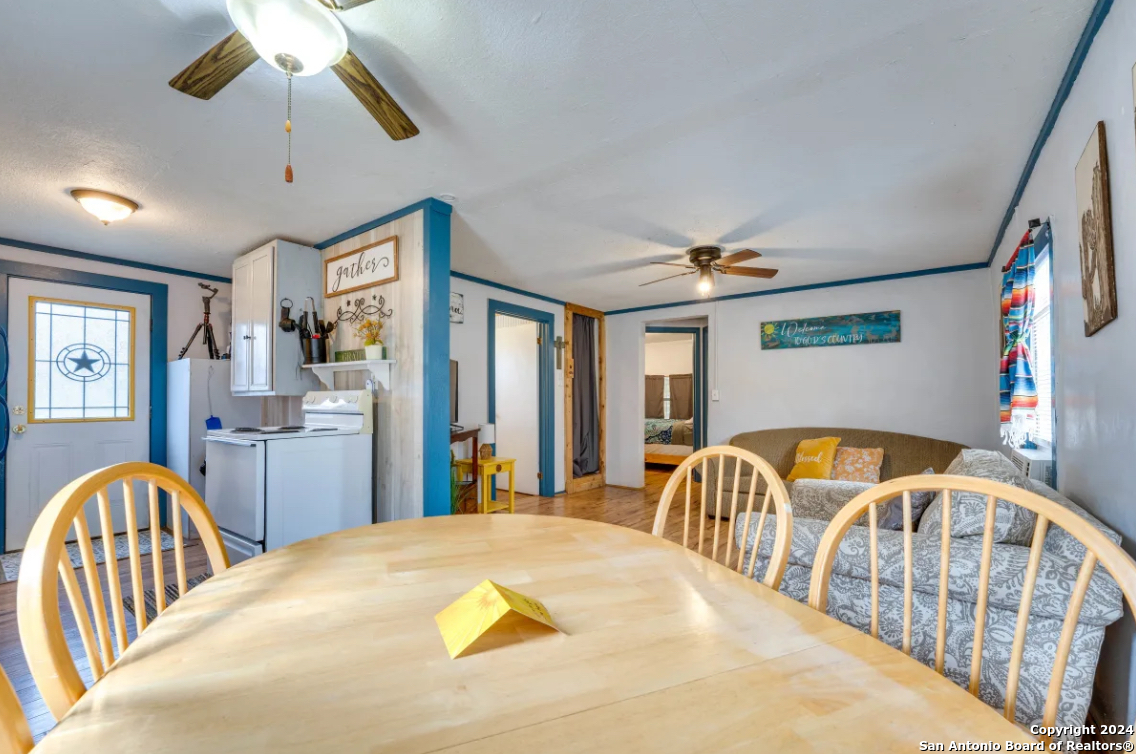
[
  {"left": 652, "top": 446, "right": 793, "bottom": 589},
  {"left": 0, "top": 664, "right": 32, "bottom": 754},
  {"left": 807, "top": 474, "right": 1136, "bottom": 744},
  {"left": 17, "top": 462, "right": 229, "bottom": 719}
]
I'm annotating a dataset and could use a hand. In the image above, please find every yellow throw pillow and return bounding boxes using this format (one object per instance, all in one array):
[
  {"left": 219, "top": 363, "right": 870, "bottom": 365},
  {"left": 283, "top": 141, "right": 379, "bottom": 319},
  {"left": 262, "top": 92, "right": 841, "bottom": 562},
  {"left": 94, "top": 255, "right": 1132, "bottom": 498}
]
[
  {"left": 786, "top": 437, "right": 842, "bottom": 481},
  {"left": 831, "top": 447, "right": 885, "bottom": 483}
]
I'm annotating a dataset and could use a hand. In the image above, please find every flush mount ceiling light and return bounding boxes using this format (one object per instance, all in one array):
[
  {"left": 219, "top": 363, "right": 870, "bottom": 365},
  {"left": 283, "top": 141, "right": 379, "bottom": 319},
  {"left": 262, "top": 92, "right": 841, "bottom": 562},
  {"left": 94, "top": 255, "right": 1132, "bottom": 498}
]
[
  {"left": 226, "top": 0, "right": 348, "bottom": 77},
  {"left": 69, "top": 189, "right": 139, "bottom": 225}
]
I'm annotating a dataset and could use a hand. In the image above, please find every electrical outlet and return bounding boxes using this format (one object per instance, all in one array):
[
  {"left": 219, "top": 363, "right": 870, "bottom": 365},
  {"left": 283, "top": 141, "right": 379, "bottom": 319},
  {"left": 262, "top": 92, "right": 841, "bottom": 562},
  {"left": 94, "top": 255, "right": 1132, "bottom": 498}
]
[{"left": 711, "top": 389, "right": 720, "bottom": 401}]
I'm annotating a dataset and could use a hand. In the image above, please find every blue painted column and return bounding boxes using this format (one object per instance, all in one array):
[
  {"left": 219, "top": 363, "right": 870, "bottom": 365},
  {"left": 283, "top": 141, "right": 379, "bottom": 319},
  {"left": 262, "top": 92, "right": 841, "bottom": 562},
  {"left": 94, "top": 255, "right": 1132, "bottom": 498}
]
[{"left": 422, "top": 200, "right": 453, "bottom": 516}]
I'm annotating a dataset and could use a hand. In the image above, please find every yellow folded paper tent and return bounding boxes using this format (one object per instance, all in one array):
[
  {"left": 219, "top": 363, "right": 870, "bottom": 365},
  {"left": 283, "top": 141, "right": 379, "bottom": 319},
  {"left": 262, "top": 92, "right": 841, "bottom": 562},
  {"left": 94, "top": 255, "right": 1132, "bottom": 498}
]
[{"left": 436, "top": 580, "right": 561, "bottom": 659}]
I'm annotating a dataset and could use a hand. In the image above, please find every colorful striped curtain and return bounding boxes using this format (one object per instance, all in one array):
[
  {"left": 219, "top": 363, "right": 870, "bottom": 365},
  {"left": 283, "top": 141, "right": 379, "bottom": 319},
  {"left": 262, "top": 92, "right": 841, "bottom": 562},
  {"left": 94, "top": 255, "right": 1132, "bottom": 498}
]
[{"left": 999, "top": 231, "right": 1038, "bottom": 446}]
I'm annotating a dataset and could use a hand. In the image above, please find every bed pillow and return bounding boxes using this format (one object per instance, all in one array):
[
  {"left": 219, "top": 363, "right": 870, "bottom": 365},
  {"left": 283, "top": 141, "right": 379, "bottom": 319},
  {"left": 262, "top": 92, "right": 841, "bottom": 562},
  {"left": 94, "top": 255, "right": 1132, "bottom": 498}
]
[
  {"left": 831, "top": 447, "right": 885, "bottom": 484},
  {"left": 785, "top": 437, "right": 841, "bottom": 482}
]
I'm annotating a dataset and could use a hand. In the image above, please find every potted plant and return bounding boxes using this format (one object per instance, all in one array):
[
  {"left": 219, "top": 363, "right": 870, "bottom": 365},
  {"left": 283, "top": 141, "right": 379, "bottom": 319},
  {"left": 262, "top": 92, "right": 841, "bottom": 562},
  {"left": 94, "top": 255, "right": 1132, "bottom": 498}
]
[{"left": 353, "top": 318, "right": 385, "bottom": 359}]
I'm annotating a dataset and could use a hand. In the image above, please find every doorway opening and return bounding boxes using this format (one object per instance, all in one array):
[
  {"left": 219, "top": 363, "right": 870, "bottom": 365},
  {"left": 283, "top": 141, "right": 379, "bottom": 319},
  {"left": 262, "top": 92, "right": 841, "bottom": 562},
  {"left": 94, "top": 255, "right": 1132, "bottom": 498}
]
[
  {"left": 487, "top": 300, "right": 554, "bottom": 498},
  {"left": 644, "top": 323, "right": 707, "bottom": 473},
  {"left": 564, "top": 304, "right": 605, "bottom": 494}
]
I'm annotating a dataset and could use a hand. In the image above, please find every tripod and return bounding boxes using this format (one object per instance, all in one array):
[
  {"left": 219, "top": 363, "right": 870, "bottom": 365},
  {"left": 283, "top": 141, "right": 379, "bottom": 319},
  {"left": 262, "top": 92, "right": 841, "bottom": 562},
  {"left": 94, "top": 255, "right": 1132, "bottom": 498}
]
[{"left": 178, "top": 283, "right": 221, "bottom": 360}]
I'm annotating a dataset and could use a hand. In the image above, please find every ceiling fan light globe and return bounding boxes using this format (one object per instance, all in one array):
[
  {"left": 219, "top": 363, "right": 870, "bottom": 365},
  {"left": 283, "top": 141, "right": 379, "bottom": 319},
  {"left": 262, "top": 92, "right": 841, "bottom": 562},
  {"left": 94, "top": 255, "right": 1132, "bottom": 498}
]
[
  {"left": 697, "top": 268, "right": 714, "bottom": 296},
  {"left": 227, "top": 0, "right": 348, "bottom": 77}
]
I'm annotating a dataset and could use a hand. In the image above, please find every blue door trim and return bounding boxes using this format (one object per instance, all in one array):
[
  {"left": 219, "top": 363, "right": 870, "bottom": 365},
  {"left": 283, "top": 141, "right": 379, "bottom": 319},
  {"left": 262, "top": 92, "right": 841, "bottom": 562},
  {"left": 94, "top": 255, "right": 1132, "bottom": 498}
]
[
  {"left": 645, "top": 326, "right": 707, "bottom": 450},
  {"left": 487, "top": 299, "right": 555, "bottom": 498},
  {"left": 0, "top": 260, "right": 169, "bottom": 550}
]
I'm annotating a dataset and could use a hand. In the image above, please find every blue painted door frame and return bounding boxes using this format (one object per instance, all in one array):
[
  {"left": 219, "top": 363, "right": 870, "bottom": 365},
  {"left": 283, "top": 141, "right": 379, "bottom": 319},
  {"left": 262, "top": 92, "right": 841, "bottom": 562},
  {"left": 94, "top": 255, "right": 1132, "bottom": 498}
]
[
  {"left": 487, "top": 299, "right": 555, "bottom": 497},
  {"left": 0, "top": 260, "right": 170, "bottom": 551},
  {"left": 645, "top": 326, "right": 707, "bottom": 450}
]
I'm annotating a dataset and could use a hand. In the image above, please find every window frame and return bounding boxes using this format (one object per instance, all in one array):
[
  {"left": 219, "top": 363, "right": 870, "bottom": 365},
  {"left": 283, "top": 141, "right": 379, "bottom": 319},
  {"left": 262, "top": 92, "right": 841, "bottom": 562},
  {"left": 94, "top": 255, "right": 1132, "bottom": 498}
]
[{"left": 1029, "top": 225, "right": 1058, "bottom": 459}]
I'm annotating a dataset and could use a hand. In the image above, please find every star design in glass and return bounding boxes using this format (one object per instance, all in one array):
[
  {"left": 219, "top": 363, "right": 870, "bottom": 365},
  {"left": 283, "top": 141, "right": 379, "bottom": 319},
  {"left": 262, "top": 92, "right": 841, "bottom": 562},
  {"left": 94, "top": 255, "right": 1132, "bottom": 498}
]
[{"left": 68, "top": 350, "right": 101, "bottom": 374}]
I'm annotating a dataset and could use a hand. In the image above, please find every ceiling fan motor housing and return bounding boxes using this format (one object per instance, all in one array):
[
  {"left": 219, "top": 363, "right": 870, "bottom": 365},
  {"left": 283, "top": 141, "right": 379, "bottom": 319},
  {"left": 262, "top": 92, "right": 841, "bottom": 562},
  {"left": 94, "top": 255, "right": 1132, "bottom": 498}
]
[{"left": 688, "top": 245, "right": 723, "bottom": 266}]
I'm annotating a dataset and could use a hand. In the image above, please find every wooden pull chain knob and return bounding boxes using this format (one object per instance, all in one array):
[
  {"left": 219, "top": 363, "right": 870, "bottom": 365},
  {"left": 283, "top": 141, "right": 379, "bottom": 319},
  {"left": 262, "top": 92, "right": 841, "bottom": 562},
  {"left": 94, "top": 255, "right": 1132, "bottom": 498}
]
[{"left": 285, "top": 164, "right": 293, "bottom": 183}]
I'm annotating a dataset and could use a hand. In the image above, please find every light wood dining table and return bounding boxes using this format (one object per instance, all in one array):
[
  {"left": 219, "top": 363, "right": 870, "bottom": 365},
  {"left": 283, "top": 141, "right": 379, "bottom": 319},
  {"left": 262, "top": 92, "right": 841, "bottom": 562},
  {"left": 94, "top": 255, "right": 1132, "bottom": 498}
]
[{"left": 35, "top": 514, "right": 1033, "bottom": 752}]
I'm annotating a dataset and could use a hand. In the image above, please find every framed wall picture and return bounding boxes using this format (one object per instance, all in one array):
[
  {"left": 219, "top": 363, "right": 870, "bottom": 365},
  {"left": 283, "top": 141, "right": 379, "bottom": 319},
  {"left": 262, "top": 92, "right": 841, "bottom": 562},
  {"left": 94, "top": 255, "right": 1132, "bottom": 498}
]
[
  {"left": 450, "top": 292, "right": 465, "bottom": 323},
  {"left": 324, "top": 235, "right": 399, "bottom": 297},
  {"left": 1075, "top": 121, "right": 1117, "bottom": 336}
]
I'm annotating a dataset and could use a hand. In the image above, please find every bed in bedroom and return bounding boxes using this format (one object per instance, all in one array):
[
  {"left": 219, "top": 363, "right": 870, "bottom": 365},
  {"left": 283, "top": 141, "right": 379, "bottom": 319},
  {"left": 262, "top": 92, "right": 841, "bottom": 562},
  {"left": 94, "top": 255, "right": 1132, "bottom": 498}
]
[{"left": 644, "top": 418, "right": 694, "bottom": 466}]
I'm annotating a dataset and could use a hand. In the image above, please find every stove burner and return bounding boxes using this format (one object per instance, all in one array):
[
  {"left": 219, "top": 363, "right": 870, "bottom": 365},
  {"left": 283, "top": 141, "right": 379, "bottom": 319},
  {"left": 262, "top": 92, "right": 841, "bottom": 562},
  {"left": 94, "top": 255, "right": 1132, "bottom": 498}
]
[
  {"left": 232, "top": 427, "right": 260, "bottom": 433},
  {"left": 308, "top": 427, "right": 336, "bottom": 432},
  {"left": 280, "top": 426, "right": 305, "bottom": 430}
]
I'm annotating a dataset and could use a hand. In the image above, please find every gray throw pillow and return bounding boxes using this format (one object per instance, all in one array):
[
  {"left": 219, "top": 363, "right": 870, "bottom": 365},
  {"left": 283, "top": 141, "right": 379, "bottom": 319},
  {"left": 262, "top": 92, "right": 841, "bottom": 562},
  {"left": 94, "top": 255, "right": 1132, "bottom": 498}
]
[
  {"left": 874, "top": 468, "right": 937, "bottom": 531},
  {"left": 918, "top": 449, "right": 1036, "bottom": 545}
]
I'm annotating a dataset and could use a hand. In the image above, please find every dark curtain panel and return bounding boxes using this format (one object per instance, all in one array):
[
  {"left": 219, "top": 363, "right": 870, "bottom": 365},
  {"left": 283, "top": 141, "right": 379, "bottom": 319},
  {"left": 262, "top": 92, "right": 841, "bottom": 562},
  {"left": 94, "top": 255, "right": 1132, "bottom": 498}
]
[
  {"left": 669, "top": 373, "right": 694, "bottom": 420},
  {"left": 572, "top": 315, "right": 600, "bottom": 478},
  {"left": 644, "top": 375, "right": 665, "bottom": 419}
]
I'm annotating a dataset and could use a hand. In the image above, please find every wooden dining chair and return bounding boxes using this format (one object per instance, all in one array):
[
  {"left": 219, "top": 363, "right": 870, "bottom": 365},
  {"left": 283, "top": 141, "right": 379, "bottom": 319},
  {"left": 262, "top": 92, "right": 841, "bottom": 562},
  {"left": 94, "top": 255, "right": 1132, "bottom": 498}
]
[
  {"left": 17, "top": 462, "right": 230, "bottom": 720},
  {"left": 0, "top": 664, "right": 32, "bottom": 754},
  {"left": 652, "top": 445, "right": 793, "bottom": 589},
  {"left": 807, "top": 474, "right": 1136, "bottom": 745}
]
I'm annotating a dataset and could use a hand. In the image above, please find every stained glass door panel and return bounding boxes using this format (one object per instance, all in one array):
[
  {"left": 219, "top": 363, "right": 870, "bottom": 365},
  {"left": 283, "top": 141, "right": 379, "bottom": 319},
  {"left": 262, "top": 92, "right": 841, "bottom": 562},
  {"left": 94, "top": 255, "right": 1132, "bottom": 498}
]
[{"left": 29, "top": 297, "right": 134, "bottom": 422}]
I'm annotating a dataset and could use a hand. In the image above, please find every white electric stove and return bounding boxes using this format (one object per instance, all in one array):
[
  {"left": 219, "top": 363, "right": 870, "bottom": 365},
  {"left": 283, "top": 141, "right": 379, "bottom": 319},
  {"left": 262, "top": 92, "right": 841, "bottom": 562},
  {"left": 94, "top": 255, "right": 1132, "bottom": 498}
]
[{"left": 204, "top": 390, "right": 373, "bottom": 563}]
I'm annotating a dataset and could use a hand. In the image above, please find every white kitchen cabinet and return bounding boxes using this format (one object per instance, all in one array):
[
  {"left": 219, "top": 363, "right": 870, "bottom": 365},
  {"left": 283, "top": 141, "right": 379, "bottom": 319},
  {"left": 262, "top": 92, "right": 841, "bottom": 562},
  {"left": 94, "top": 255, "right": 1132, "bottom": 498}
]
[{"left": 231, "top": 239, "right": 321, "bottom": 396}]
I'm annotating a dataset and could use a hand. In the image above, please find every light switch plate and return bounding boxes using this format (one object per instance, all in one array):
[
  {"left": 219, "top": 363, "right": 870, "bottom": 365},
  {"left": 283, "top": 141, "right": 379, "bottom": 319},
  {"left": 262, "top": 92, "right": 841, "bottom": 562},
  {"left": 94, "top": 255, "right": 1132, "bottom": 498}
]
[{"left": 711, "top": 390, "right": 720, "bottom": 401}]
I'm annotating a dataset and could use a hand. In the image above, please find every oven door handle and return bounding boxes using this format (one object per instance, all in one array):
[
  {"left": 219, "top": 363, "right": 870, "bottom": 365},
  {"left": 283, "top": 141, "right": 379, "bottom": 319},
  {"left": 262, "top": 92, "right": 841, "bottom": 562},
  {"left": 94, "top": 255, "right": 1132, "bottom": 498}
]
[{"left": 204, "top": 437, "right": 259, "bottom": 447}]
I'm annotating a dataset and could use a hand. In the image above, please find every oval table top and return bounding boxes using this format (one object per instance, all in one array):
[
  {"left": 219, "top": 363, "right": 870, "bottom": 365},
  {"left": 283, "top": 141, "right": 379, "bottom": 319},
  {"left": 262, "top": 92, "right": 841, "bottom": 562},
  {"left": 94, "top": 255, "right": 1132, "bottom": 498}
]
[{"left": 37, "top": 515, "right": 1032, "bottom": 753}]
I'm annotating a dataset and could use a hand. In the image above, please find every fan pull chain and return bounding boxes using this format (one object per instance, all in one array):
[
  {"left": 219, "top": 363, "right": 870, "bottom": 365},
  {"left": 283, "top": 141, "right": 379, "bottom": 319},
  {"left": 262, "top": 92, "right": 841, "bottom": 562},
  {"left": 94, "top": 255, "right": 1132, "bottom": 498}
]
[{"left": 284, "top": 72, "right": 294, "bottom": 183}]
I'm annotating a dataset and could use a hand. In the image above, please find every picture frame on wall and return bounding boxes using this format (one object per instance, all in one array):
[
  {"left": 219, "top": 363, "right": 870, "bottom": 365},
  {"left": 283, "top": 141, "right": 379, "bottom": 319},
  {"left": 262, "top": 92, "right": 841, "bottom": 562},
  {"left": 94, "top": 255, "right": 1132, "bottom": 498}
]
[
  {"left": 324, "top": 235, "right": 399, "bottom": 297},
  {"left": 1074, "top": 121, "right": 1117, "bottom": 336}
]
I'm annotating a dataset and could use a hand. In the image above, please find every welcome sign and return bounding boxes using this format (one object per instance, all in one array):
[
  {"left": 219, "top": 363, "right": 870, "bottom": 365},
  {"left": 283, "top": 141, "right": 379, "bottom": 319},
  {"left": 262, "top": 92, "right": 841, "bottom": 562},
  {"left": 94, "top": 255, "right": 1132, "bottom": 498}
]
[
  {"left": 760, "top": 310, "right": 901, "bottom": 350},
  {"left": 324, "top": 236, "right": 399, "bottom": 297}
]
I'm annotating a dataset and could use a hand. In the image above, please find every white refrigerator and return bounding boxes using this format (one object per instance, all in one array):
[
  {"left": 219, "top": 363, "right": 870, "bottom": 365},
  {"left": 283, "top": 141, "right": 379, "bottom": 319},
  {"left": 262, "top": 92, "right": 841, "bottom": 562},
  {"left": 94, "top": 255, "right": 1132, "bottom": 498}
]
[{"left": 167, "top": 359, "right": 261, "bottom": 503}]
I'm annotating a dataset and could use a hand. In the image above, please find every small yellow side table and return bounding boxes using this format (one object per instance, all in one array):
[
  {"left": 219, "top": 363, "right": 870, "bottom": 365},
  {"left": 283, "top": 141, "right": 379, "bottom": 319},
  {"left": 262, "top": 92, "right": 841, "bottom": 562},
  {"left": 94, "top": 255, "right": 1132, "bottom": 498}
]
[{"left": 454, "top": 457, "right": 516, "bottom": 514}]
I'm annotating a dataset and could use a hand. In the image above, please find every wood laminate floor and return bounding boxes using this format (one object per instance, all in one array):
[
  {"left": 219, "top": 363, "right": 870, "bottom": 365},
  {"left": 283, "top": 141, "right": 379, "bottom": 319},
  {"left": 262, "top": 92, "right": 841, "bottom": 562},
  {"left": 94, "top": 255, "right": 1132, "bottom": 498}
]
[{"left": 0, "top": 466, "right": 700, "bottom": 742}]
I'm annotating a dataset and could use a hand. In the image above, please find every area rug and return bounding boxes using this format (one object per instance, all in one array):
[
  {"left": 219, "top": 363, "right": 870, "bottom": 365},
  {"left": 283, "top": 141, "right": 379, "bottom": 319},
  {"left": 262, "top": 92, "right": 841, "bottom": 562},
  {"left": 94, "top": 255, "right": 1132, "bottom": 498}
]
[
  {"left": 0, "top": 530, "right": 177, "bottom": 583},
  {"left": 124, "top": 573, "right": 209, "bottom": 622}
]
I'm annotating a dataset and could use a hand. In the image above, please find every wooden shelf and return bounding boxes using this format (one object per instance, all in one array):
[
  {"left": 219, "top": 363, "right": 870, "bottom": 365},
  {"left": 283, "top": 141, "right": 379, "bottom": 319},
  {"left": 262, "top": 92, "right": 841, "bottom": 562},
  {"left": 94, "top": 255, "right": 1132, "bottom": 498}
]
[{"left": 302, "top": 360, "right": 396, "bottom": 390}]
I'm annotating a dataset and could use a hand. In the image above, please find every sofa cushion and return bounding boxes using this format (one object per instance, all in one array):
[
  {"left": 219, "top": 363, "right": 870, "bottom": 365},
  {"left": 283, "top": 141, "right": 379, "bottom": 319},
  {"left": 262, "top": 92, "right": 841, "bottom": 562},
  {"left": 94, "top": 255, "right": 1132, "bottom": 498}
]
[
  {"left": 876, "top": 467, "right": 937, "bottom": 530},
  {"left": 1022, "top": 478, "right": 1122, "bottom": 560},
  {"left": 918, "top": 450, "right": 1037, "bottom": 545},
  {"left": 736, "top": 514, "right": 1123, "bottom": 626},
  {"left": 788, "top": 479, "right": 873, "bottom": 522}
]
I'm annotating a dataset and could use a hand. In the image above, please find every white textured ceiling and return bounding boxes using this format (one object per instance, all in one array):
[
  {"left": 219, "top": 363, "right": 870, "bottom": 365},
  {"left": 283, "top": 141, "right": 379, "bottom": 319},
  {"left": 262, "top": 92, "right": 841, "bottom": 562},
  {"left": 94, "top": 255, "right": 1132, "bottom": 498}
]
[{"left": 0, "top": 0, "right": 1092, "bottom": 310}]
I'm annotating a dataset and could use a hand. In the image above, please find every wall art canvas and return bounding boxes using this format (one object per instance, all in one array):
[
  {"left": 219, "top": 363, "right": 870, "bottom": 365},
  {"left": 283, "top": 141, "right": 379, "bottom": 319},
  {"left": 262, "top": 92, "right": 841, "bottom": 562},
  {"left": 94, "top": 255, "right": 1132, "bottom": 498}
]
[
  {"left": 1075, "top": 121, "right": 1117, "bottom": 336},
  {"left": 324, "top": 235, "right": 399, "bottom": 297},
  {"left": 760, "top": 310, "right": 900, "bottom": 350}
]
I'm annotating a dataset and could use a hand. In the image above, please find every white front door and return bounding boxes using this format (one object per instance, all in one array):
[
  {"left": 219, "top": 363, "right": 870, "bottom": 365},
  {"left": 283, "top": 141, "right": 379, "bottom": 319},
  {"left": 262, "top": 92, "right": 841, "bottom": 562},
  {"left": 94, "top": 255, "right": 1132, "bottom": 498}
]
[{"left": 5, "top": 278, "right": 151, "bottom": 552}]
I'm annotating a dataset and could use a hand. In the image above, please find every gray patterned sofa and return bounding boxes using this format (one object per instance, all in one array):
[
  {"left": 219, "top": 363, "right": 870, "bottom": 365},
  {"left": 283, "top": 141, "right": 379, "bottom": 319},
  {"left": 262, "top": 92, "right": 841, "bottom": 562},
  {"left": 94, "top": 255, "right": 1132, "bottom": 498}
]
[{"left": 735, "top": 449, "right": 1124, "bottom": 736}]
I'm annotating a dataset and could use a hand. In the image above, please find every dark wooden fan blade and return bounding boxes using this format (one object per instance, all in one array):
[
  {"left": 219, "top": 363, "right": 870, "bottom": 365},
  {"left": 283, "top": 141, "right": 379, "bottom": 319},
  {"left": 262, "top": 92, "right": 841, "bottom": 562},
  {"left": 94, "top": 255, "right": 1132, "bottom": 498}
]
[
  {"left": 320, "top": 0, "right": 379, "bottom": 9},
  {"left": 169, "top": 30, "right": 259, "bottom": 100},
  {"left": 719, "top": 266, "right": 779, "bottom": 279},
  {"left": 650, "top": 262, "right": 696, "bottom": 269},
  {"left": 717, "top": 249, "right": 760, "bottom": 266},
  {"left": 639, "top": 271, "right": 696, "bottom": 287},
  {"left": 332, "top": 49, "right": 419, "bottom": 140}
]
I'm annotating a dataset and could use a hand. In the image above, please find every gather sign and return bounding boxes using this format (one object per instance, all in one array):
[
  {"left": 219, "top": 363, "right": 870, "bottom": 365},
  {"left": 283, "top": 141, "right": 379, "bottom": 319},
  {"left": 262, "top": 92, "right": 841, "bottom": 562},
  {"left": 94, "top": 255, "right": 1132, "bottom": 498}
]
[{"left": 324, "top": 236, "right": 399, "bottom": 297}]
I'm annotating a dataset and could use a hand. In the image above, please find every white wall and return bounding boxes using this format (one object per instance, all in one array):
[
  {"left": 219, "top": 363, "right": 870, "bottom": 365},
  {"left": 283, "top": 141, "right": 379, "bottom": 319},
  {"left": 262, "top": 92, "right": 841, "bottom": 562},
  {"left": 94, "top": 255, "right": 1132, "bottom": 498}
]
[
  {"left": 607, "top": 269, "right": 999, "bottom": 487},
  {"left": 987, "top": 0, "right": 1136, "bottom": 725},
  {"left": 0, "top": 243, "right": 232, "bottom": 360},
  {"left": 449, "top": 277, "right": 566, "bottom": 492},
  {"left": 645, "top": 336, "right": 694, "bottom": 375},
  {"left": 494, "top": 317, "right": 540, "bottom": 495}
]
